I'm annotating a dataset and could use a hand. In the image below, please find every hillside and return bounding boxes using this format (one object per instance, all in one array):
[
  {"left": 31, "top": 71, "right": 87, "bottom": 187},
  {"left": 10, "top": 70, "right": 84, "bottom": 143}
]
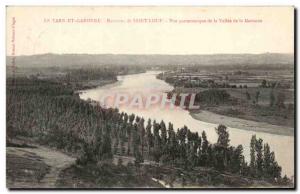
[{"left": 6, "top": 53, "right": 294, "bottom": 68}]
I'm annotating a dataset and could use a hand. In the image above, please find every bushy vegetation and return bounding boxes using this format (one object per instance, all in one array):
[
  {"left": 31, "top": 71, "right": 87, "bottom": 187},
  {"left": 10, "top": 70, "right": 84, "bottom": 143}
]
[
  {"left": 7, "top": 77, "right": 291, "bottom": 187},
  {"left": 194, "top": 89, "right": 236, "bottom": 106},
  {"left": 56, "top": 162, "right": 164, "bottom": 188},
  {"left": 64, "top": 68, "right": 117, "bottom": 82}
]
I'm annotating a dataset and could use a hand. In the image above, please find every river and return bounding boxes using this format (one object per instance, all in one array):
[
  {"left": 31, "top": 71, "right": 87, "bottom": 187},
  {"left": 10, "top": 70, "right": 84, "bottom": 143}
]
[{"left": 79, "top": 71, "right": 294, "bottom": 177}]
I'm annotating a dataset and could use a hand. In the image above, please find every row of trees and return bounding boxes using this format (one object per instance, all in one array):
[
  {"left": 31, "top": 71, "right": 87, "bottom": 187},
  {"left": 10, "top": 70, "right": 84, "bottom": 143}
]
[
  {"left": 249, "top": 135, "right": 282, "bottom": 180},
  {"left": 162, "top": 75, "right": 243, "bottom": 89},
  {"left": 110, "top": 116, "right": 283, "bottom": 182},
  {"left": 7, "top": 78, "right": 287, "bottom": 184},
  {"left": 62, "top": 65, "right": 146, "bottom": 83},
  {"left": 245, "top": 89, "right": 286, "bottom": 108},
  {"left": 260, "top": 79, "right": 291, "bottom": 89},
  {"left": 64, "top": 68, "right": 117, "bottom": 82}
]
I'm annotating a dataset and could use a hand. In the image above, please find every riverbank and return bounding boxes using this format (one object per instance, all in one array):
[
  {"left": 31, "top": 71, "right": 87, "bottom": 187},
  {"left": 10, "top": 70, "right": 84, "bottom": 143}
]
[
  {"left": 190, "top": 110, "right": 294, "bottom": 136},
  {"left": 73, "top": 70, "right": 147, "bottom": 91},
  {"left": 7, "top": 137, "right": 293, "bottom": 189},
  {"left": 72, "top": 79, "right": 118, "bottom": 90},
  {"left": 166, "top": 85, "right": 294, "bottom": 136},
  {"left": 6, "top": 73, "right": 293, "bottom": 188}
]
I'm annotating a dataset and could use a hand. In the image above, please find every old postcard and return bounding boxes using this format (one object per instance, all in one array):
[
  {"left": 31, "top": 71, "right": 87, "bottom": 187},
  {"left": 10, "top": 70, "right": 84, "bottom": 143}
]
[{"left": 6, "top": 6, "right": 295, "bottom": 189}]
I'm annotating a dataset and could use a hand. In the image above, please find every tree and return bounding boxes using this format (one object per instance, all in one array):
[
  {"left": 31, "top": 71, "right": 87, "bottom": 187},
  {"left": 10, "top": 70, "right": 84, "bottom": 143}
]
[
  {"left": 207, "top": 144, "right": 214, "bottom": 167},
  {"left": 134, "top": 150, "right": 144, "bottom": 166},
  {"left": 241, "top": 160, "right": 250, "bottom": 177},
  {"left": 250, "top": 135, "right": 256, "bottom": 177},
  {"left": 129, "top": 114, "right": 135, "bottom": 124},
  {"left": 255, "top": 90, "right": 260, "bottom": 104},
  {"left": 255, "top": 138, "right": 264, "bottom": 178},
  {"left": 201, "top": 131, "right": 209, "bottom": 166},
  {"left": 177, "top": 126, "right": 188, "bottom": 145},
  {"left": 113, "top": 136, "right": 119, "bottom": 154},
  {"left": 269, "top": 152, "right": 281, "bottom": 179},
  {"left": 230, "top": 145, "right": 244, "bottom": 174},
  {"left": 263, "top": 143, "right": 271, "bottom": 179},
  {"left": 215, "top": 124, "right": 230, "bottom": 148},
  {"left": 215, "top": 125, "right": 230, "bottom": 170},
  {"left": 193, "top": 133, "right": 201, "bottom": 165},
  {"left": 135, "top": 116, "right": 140, "bottom": 123},
  {"left": 246, "top": 91, "right": 251, "bottom": 101},
  {"left": 153, "top": 134, "right": 162, "bottom": 163},
  {"left": 276, "top": 92, "right": 286, "bottom": 109},
  {"left": 128, "top": 123, "right": 143, "bottom": 166},
  {"left": 261, "top": 79, "right": 267, "bottom": 88},
  {"left": 138, "top": 118, "right": 145, "bottom": 157},
  {"left": 270, "top": 90, "right": 275, "bottom": 107},
  {"left": 167, "top": 122, "right": 174, "bottom": 143},
  {"left": 153, "top": 120, "right": 160, "bottom": 137},
  {"left": 122, "top": 113, "right": 129, "bottom": 124},
  {"left": 100, "top": 130, "right": 113, "bottom": 160},
  {"left": 214, "top": 147, "right": 225, "bottom": 171},
  {"left": 120, "top": 136, "right": 125, "bottom": 154},
  {"left": 126, "top": 125, "right": 132, "bottom": 155},
  {"left": 166, "top": 122, "right": 177, "bottom": 163},
  {"left": 177, "top": 126, "right": 188, "bottom": 165},
  {"left": 168, "top": 128, "right": 178, "bottom": 161},
  {"left": 152, "top": 120, "right": 162, "bottom": 162},
  {"left": 146, "top": 119, "right": 153, "bottom": 155},
  {"left": 160, "top": 120, "right": 167, "bottom": 146},
  {"left": 132, "top": 124, "right": 140, "bottom": 158}
]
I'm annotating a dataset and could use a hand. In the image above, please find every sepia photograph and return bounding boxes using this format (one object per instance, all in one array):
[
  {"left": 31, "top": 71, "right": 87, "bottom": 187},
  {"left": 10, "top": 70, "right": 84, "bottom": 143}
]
[{"left": 5, "top": 6, "right": 295, "bottom": 189}]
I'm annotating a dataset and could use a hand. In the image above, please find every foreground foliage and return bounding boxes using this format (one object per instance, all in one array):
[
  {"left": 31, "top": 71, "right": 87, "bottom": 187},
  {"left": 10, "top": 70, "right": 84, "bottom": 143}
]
[{"left": 6, "top": 77, "right": 292, "bottom": 187}]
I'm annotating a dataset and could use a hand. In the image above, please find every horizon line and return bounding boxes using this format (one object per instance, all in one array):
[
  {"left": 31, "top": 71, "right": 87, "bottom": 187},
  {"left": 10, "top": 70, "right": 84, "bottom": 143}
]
[{"left": 6, "top": 52, "right": 294, "bottom": 57}]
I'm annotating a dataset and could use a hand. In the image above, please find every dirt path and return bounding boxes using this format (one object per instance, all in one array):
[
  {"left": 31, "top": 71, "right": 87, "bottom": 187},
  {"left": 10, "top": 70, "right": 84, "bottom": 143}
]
[{"left": 7, "top": 146, "right": 76, "bottom": 188}]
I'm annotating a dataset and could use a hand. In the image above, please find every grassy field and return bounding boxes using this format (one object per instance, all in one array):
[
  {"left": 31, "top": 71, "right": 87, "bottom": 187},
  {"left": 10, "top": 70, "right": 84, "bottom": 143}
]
[
  {"left": 6, "top": 138, "right": 76, "bottom": 188},
  {"left": 173, "top": 86, "right": 294, "bottom": 129},
  {"left": 6, "top": 71, "right": 293, "bottom": 188},
  {"left": 7, "top": 147, "right": 50, "bottom": 188},
  {"left": 226, "top": 87, "right": 294, "bottom": 105}
]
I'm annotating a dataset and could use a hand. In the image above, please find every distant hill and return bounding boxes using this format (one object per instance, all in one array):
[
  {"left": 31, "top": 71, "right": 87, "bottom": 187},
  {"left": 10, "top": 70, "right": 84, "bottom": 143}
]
[{"left": 6, "top": 53, "right": 294, "bottom": 68}]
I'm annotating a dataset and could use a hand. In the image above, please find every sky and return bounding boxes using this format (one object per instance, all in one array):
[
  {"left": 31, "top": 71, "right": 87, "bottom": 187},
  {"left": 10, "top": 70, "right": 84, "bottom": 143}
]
[{"left": 6, "top": 6, "right": 294, "bottom": 56}]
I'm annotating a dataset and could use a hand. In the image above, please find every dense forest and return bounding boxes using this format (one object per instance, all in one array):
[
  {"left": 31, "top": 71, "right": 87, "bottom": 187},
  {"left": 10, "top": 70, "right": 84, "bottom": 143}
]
[
  {"left": 61, "top": 66, "right": 145, "bottom": 82},
  {"left": 6, "top": 77, "right": 292, "bottom": 187}
]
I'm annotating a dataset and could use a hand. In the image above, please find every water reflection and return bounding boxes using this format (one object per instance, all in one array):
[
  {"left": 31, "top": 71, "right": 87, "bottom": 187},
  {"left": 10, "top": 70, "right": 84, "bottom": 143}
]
[{"left": 80, "top": 71, "right": 294, "bottom": 177}]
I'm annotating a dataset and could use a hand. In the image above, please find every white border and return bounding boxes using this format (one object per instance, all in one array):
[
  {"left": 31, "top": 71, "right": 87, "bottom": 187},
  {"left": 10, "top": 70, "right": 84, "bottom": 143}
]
[{"left": 0, "top": 0, "right": 298, "bottom": 193}]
